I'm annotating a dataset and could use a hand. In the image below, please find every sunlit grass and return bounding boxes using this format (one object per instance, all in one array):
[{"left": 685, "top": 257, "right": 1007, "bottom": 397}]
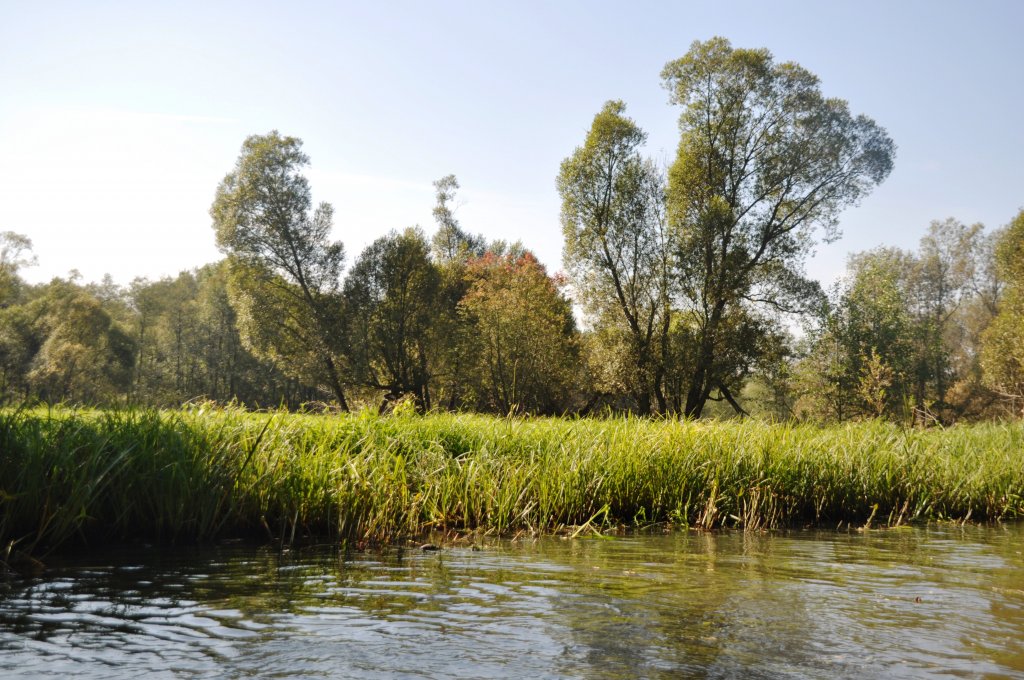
[{"left": 2, "top": 406, "right": 1022, "bottom": 562}]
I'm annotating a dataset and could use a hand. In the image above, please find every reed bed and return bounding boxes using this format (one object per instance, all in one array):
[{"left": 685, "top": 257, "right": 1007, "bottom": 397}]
[{"left": 1, "top": 407, "right": 1022, "bottom": 561}]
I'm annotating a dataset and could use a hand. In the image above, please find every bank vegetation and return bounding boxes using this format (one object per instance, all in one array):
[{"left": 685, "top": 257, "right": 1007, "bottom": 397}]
[{"left": 3, "top": 407, "right": 1022, "bottom": 568}]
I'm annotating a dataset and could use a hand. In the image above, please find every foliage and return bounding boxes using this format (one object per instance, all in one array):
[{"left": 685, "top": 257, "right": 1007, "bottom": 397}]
[
  {"left": 558, "top": 101, "right": 671, "bottom": 413},
  {"left": 427, "top": 175, "right": 486, "bottom": 410},
  {"left": 663, "top": 37, "right": 895, "bottom": 417},
  {"left": 798, "top": 220, "right": 1011, "bottom": 423},
  {"left": 23, "top": 279, "right": 135, "bottom": 403},
  {"left": 211, "top": 131, "right": 350, "bottom": 409},
  {"left": 459, "top": 250, "right": 580, "bottom": 414},
  {"left": 430, "top": 174, "right": 486, "bottom": 264},
  {"left": 0, "top": 232, "right": 37, "bottom": 305},
  {"left": 982, "top": 209, "right": 1024, "bottom": 412},
  {"left": 343, "top": 228, "right": 440, "bottom": 410},
  {"left": 0, "top": 48, "right": 1021, "bottom": 425},
  {"left": 3, "top": 408, "right": 1023, "bottom": 565},
  {"left": 128, "top": 264, "right": 311, "bottom": 407}
]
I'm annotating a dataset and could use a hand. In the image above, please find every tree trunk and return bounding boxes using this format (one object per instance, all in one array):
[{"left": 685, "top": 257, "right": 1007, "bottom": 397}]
[
  {"left": 718, "top": 383, "right": 748, "bottom": 417},
  {"left": 633, "top": 340, "right": 655, "bottom": 415},
  {"left": 654, "top": 307, "right": 671, "bottom": 414},
  {"left": 683, "top": 369, "right": 708, "bottom": 419},
  {"left": 683, "top": 304, "right": 725, "bottom": 419},
  {"left": 653, "top": 369, "right": 667, "bottom": 415},
  {"left": 322, "top": 354, "right": 349, "bottom": 411},
  {"left": 635, "top": 389, "right": 651, "bottom": 416}
]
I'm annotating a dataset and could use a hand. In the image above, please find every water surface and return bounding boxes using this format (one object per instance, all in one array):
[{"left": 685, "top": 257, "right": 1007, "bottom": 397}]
[{"left": 2, "top": 525, "right": 1022, "bottom": 678}]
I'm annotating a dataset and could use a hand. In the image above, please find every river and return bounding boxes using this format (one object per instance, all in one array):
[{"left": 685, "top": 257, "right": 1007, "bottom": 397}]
[{"left": 1, "top": 525, "right": 1022, "bottom": 678}]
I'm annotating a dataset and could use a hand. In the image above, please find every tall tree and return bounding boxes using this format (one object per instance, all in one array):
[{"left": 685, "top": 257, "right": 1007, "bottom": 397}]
[
  {"left": 210, "top": 131, "right": 350, "bottom": 409},
  {"left": 663, "top": 37, "right": 895, "bottom": 417},
  {"left": 795, "top": 250, "right": 914, "bottom": 421},
  {"left": 946, "top": 224, "right": 1008, "bottom": 417},
  {"left": 0, "top": 304, "right": 35, "bottom": 403},
  {"left": 0, "top": 233, "right": 37, "bottom": 402},
  {"left": 558, "top": 100, "right": 671, "bottom": 413},
  {"left": 427, "top": 175, "right": 486, "bottom": 409},
  {"left": 904, "top": 219, "right": 982, "bottom": 416}
]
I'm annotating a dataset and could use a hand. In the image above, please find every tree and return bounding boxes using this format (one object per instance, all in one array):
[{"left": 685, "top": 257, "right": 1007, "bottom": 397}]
[
  {"left": 558, "top": 101, "right": 672, "bottom": 414},
  {"left": 126, "top": 263, "right": 317, "bottom": 408},
  {"left": 459, "top": 250, "right": 580, "bottom": 414},
  {"left": 25, "top": 279, "right": 134, "bottom": 404},
  {"left": 129, "top": 273, "right": 200, "bottom": 402},
  {"left": 903, "top": 219, "right": 984, "bottom": 418},
  {"left": 430, "top": 175, "right": 486, "bottom": 264},
  {"left": 796, "top": 249, "right": 915, "bottom": 421},
  {"left": 210, "top": 131, "right": 350, "bottom": 409},
  {"left": 0, "top": 233, "right": 37, "bottom": 402},
  {"left": 663, "top": 37, "right": 895, "bottom": 417},
  {"left": 981, "top": 209, "right": 1024, "bottom": 413},
  {"left": 190, "top": 262, "right": 306, "bottom": 405},
  {"left": 0, "top": 303, "right": 35, "bottom": 403},
  {"left": 945, "top": 224, "right": 1008, "bottom": 418},
  {"left": 427, "top": 175, "right": 486, "bottom": 410},
  {"left": 0, "top": 232, "right": 36, "bottom": 306},
  {"left": 343, "top": 228, "right": 440, "bottom": 410}
]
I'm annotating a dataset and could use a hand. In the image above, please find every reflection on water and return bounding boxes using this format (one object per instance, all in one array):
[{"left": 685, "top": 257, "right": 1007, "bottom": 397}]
[{"left": 1, "top": 525, "right": 1023, "bottom": 678}]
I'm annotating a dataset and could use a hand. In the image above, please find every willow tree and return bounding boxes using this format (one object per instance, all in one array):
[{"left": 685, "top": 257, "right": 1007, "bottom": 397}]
[
  {"left": 211, "top": 131, "right": 350, "bottom": 410},
  {"left": 663, "top": 38, "right": 896, "bottom": 418},
  {"left": 430, "top": 174, "right": 485, "bottom": 264},
  {"left": 558, "top": 101, "right": 672, "bottom": 414}
]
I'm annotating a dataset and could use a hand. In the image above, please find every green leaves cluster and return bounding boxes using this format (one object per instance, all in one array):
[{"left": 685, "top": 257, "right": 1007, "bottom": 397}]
[
  {"left": 797, "top": 217, "right": 1017, "bottom": 423},
  {"left": 210, "top": 131, "right": 584, "bottom": 414}
]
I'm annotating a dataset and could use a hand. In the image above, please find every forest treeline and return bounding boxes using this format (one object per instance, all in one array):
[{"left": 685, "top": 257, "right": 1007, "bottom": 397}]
[{"left": 1, "top": 38, "right": 1022, "bottom": 422}]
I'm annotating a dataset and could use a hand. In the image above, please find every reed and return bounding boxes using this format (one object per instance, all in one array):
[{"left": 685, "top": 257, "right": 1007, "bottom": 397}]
[{"left": 1, "top": 406, "right": 1022, "bottom": 562}]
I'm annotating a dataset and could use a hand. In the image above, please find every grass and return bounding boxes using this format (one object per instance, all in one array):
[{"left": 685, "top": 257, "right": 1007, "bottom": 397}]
[{"left": 1, "top": 406, "right": 1022, "bottom": 566}]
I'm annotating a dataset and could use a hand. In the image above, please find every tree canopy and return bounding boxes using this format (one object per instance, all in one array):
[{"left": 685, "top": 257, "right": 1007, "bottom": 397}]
[
  {"left": 663, "top": 37, "right": 896, "bottom": 417},
  {"left": 211, "top": 131, "right": 350, "bottom": 409},
  {"left": 558, "top": 100, "right": 671, "bottom": 413},
  {"left": 2, "top": 40, "right": 1022, "bottom": 424}
]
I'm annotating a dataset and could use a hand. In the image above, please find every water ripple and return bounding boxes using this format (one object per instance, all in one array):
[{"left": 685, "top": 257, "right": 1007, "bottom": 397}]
[{"left": 1, "top": 526, "right": 1023, "bottom": 678}]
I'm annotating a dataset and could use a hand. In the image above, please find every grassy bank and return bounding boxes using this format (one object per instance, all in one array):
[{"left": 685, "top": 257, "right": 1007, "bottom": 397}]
[{"left": 2, "top": 407, "right": 1022, "bottom": 563}]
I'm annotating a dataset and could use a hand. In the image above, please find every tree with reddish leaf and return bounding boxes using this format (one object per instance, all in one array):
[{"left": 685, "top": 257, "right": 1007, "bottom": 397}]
[{"left": 460, "top": 249, "right": 580, "bottom": 415}]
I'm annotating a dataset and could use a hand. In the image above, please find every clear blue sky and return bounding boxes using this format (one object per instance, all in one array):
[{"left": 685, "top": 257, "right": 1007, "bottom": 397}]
[{"left": 2, "top": 1, "right": 1021, "bottom": 288}]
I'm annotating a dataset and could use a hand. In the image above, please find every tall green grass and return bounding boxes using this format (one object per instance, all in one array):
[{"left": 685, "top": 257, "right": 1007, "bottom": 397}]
[{"left": 1, "top": 407, "right": 1022, "bottom": 562}]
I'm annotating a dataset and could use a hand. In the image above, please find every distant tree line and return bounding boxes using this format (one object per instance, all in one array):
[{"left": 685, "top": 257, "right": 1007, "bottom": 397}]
[{"left": 1, "top": 38, "right": 1021, "bottom": 420}]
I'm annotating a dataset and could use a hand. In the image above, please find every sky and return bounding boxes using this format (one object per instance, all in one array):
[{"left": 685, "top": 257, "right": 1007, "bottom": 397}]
[{"left": 1, "top": 1, "right": 1022, "bottom": 290}]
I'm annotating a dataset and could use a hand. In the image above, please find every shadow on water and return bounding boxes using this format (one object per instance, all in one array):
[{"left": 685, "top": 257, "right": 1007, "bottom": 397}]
[{"left": 1, "top": 525, "right": 1023, "bottom": 679}]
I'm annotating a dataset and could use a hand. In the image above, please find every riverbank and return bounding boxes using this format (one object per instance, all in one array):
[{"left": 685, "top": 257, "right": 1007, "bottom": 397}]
[{"left": 2, "top": 407, "right": 1022, "bottom": 564}]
